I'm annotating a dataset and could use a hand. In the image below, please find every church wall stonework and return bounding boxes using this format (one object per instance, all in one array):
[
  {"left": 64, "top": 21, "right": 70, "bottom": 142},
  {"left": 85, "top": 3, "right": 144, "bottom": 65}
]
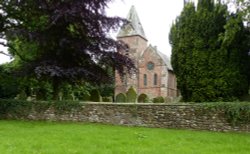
[
  {"left": 115, "top": 35, "right": 148, "bottom": 96},
  {"left": 117, "top": 36, "right": 147, "bottom": 59},
  {"left": 167, "top": 71, "right": 178, "bottom": 97},
  {"left": 138, "top": 47, "right": 164, "bottom": 97}
]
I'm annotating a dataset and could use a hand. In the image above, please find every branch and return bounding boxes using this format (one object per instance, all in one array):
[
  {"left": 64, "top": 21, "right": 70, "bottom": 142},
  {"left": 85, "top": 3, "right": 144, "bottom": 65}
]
[
  {"left": 0, "top": 41, "right": 31, "bottom": 62},
  {"left": 0, "top": 51, "right": 11, "bottom": 57}
]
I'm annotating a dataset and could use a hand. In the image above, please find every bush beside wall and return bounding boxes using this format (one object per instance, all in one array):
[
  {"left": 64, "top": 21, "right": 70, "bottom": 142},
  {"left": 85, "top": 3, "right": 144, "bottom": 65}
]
[
  {"left": 126, "top": 87, "right": 137, "bottom": 103},
  {"left": 89, "top": 90, "right": 102, "bottom": 102},
  {"left": 103, "top": 97, "right": 113, "bottom": 102},
  {"left": 138, "top": 94, "right": 149, "bottom": 103},
  {"left": 153, "top": 96, "right": 165, "bottom": 103},
  {"left": 115, "top": 93, "right": 126, "bottom": 102}
]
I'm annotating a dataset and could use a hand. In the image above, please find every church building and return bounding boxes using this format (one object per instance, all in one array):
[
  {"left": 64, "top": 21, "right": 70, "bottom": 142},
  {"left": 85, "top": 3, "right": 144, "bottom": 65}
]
[{"left": 115, "top": 6, "right": 178, "bottom": 99}]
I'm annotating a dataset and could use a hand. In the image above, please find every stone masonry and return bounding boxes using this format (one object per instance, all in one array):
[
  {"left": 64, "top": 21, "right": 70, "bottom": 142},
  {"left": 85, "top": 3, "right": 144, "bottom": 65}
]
[{"left": 23, "top": 103, "right": 249, "bottom": 132}]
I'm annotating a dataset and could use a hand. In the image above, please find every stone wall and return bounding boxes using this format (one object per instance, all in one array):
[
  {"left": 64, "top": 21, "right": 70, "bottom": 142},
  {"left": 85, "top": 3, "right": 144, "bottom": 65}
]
[{"left": 25, "top": 103, "right": 249, "bottom": 132}]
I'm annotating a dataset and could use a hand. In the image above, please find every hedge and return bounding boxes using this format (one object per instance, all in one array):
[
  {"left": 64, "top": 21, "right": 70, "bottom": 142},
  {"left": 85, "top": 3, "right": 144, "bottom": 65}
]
[
  {"left": 89, "top": 89, "right": 102, "bottom": 102},
  {"left": 126, "top": 87, "right": 137, "bottom": 103},
  {"left": 138, "top": 94, "right": 149, "bottom": 103},
  {"left": 115, "top": 93, "right": 126, "bottom": 103}
]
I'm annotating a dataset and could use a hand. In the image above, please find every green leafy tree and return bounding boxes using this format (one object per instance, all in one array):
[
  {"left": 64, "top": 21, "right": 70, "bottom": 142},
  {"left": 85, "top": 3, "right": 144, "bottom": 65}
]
[
  {"left": 0, "top": 64, "right": 19, "bottom": 98},
  {"left": 169, "top": 0, "right": 250, "bottom": 102}
]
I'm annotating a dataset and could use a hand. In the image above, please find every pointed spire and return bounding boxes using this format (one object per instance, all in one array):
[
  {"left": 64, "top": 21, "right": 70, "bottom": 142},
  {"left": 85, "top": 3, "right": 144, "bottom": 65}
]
[{"left": 117, "top": 6, "right": 147, "bottom": 40}]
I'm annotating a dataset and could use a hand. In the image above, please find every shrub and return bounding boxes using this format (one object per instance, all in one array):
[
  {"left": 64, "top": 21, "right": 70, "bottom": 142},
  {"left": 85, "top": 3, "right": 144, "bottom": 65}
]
[
  {"left": 203, "top": 102, "right": 250, "bottom": 126},
  {"left": 138, "top": 94, "right": 149, "bottom": 103},
  {"left": 53, "top": 100, "right": 82, "bottom": 114},
  {"left": 0, "top": 99, "right": 32, "bottom": 119},
  {"left": 126, "top": 86, "right": 137, "bottom": 103},
  {"left": 80, "top": 93, "right": 90, "bottom": 101},
  {"left": 115, "top": 93, "right": 126, "bottom": 103},
  {"left": 33, "top": 101, "right": 51, "bottom": 113},
  {"left": 103, "top": 97, "right": 113, "bottom": 102},
  {"left": 89, "top": 89, "right": 102, "bottom": 102},
  {"left": 153, "top": 96, "right": 165, "bottom": 103},
  {"left": 17, "top": 90, "right": 27, "bottom": 100}
]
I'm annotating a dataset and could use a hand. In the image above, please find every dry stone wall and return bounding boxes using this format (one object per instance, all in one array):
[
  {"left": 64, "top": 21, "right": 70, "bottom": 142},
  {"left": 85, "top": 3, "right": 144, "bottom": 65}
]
[{"left": 24, "top": 103, "right": 249, "bottom": 132}]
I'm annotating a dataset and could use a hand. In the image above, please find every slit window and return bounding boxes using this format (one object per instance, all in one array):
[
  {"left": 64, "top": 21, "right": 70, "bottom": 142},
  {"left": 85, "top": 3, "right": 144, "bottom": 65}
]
[
  {"left": 144, "top": 74, "right": 147, "bottom": 86},
  {"left": 154, "top": 74, "right": 158, "bottom": 85}
]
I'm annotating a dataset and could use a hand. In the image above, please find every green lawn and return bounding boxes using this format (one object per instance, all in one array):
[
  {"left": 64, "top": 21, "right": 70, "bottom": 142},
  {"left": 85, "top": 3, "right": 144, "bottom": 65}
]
[{"left": 0, "top": 120, "right": 249, "bottom": 154}]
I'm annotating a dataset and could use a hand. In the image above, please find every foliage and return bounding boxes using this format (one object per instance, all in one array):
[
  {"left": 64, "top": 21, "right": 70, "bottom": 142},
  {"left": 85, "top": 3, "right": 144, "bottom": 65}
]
[
  {"left": 126, "top": 86, "right": 137, "bottom": 103},
  {"left": 227, "top": 0, "right": 250, "bottom": 23},
  {"left": 18, "top": 77, "right": 53, "bottom": 101},
  {"left": 223, "top": 103, "right": 250, "bottom": 125},
  {"left": 115, "top": 93, "right": 126, "bottom": 103},
  {"left": 0, "top": 99, "right": 83, "bottom": 117},
  {"left": 102, "top": 97, "right": 113, "bottom": 102},
  {"left": 32, "top": 101, "right": 51, "bottom": 114},
  {"left": 90, "top": 89, "right": 102, "bottom": 102},
  {"left": 0, "top": 0, "right": 136, "bottom": 99},
  {"left": 0, "top": 64, "right": 20, "bottom": 98},
  {"left": 169, "top": 0, "right": 250, "bottom": 102},
  {"left": 201, "top": 102, "right": 250, "bottom": 126},
  {"left": 81, "top": 93, "right": 91, "bottom": 101},
  {"left": 53, "top": 100, "right": 82, "bottom": 114},
  {"left": 0, "top": 99, "right": 32, "bottom": 119},
  {"left": 152, "top": 96, "right": 165, "bottom": 103},
  {"left": 137, "top": 93, "right": 149, "bottom": 103},
  {"left": 96, "top": 66, "right": 115, "bottom": 97}
]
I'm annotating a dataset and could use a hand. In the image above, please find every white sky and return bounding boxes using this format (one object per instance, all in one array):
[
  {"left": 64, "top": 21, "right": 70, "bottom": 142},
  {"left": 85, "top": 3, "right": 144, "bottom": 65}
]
[{"left": 0, "top": 0, "right": 186, "bottom": 64}]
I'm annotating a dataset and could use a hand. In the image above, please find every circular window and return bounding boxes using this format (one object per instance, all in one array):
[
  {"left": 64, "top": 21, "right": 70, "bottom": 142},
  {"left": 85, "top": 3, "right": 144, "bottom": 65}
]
[{"left": 147, "top": 62, "right": 154, "bottom": 70}]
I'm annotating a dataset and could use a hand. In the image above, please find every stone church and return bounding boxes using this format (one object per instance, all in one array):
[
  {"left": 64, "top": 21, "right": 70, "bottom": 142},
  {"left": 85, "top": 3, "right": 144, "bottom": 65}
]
[{"left": 115, "top": 6, "right": 178, "bottom": 99}]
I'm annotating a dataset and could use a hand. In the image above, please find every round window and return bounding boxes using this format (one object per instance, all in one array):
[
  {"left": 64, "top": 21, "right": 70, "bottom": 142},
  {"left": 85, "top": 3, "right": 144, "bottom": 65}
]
[{"left": 147, "top": 62, "right": 154, "bottom": 70}]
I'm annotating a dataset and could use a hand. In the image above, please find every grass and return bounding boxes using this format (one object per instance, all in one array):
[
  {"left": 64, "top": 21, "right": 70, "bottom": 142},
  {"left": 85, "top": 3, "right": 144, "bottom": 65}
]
[{"left": 0, "top": 120, "right": 249, "bottom": 154}]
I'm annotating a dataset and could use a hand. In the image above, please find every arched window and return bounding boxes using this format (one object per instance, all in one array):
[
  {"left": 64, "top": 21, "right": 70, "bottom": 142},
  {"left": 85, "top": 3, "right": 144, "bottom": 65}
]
[
  {"left": 154, "top": 74, "right": 158, "bottom": 85},
  {"left": 144, "top": 74, "right": 147, "bottom": 86}
]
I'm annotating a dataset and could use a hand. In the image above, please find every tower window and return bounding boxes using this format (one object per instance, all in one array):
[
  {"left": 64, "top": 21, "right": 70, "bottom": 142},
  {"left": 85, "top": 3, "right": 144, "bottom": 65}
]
[
  {"left": 144, "top": 74, "right": 147, "bottom": 86},
  {"left": 154, "top": 74, "right": 158, "bottom": 85}
]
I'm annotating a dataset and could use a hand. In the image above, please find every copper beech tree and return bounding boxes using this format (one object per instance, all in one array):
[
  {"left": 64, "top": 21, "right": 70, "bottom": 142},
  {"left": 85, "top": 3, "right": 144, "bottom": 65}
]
[{"left": 0, "top": 0, "right": 135, "bottom": 99}]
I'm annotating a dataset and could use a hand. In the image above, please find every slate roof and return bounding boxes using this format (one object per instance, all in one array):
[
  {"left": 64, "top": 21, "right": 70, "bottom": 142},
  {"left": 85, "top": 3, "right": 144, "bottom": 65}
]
[
  {"left": 117, "top": 6, "right": 147, "bottom": 40},
  {"left": 156, "top": 49, "right": 173, "bottom": 71}
]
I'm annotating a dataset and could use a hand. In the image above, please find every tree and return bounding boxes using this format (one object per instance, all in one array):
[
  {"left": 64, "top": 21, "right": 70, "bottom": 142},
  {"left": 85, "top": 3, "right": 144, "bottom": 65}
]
[
  {"left": 169, "top": 0, "right": 250, "bottom": 102},
  {"left": 0, "top": 0, "right": 136, "bottom": 99},
  {"left": 227, "top": 0, "right": 250, "bottom": 23},
  {"left": 0, "top": 64, "right": 20, "bottom": 98}
]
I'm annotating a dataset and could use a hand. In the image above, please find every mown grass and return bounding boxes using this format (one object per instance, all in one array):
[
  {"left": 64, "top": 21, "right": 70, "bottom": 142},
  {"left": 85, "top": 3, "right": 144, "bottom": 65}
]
[{"left": 0, "top": 120, "right": 249, "bottom": 154}]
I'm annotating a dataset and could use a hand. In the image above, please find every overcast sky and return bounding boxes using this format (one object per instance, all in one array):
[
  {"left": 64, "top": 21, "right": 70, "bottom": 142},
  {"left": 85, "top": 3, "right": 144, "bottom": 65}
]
[{"left": 0, "top": 0, "right": 187, "bottom": 64}]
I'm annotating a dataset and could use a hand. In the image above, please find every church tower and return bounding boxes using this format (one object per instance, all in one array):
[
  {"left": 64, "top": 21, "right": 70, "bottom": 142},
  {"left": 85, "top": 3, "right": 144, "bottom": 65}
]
[
  {"left": 117, "top": 5, "right": 148, "bottom": 58},
  {"left": 115, "top": 6, "right": 148, "bottom": 96}
]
